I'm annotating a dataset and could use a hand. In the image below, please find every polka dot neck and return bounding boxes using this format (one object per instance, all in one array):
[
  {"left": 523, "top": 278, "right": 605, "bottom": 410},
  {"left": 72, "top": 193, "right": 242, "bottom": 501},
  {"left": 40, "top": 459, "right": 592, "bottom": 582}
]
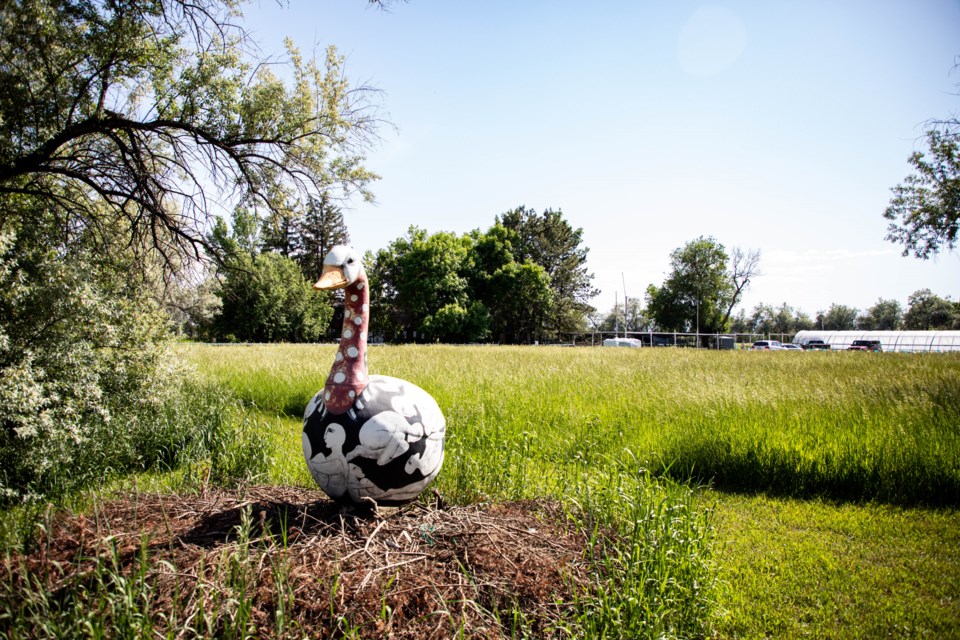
[{"left": 323, "top": 272, "right": 369, "bottom": 414}]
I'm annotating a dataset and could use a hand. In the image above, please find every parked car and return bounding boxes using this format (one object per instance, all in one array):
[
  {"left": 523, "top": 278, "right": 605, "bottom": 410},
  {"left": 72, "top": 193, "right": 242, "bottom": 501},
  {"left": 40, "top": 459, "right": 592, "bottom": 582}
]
[
  {"left": 781, "top": 343, "right": 803, "bottom": 351},
  {"left": 802, "top": 339, "right": 831, "bottom": 350},
  {"left": 848, "top": 339, "right": 883, "bottom": 352},
  {"left": 752, "top": 340, "right": 784, "bottom": 350}
]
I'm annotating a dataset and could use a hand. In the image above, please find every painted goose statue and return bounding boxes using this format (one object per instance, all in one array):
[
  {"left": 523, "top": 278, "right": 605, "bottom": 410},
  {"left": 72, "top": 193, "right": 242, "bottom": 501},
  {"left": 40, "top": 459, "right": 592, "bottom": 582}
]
[{"left": 302, "top": 246, "right": 446, "bottom": 505}]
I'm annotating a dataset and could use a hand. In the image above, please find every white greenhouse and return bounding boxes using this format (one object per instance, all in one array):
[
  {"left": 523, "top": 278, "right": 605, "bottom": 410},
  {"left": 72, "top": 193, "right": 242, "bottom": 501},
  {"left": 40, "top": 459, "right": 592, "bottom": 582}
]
[{"left": 793, "top": 330, "right": 960, "bottom": 353}]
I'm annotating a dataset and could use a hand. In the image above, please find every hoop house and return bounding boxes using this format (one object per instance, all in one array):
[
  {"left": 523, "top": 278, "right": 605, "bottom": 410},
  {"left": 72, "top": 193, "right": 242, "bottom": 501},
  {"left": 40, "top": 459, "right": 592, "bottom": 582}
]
[{"left": 792, "top": 330, "right": 960, "bottom": 352}]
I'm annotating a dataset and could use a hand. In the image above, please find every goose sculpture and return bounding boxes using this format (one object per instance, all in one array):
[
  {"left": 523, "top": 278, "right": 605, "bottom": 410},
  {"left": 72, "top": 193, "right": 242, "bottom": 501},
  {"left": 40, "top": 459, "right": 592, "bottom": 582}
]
[{"left": 302, "top": 246, "right": 446, "bottom": 505}]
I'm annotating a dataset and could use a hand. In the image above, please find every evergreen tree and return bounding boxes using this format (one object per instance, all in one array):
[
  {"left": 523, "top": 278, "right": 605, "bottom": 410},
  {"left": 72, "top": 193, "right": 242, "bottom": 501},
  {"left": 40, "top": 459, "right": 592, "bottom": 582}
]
[
  {"left": 260, "top": 204, "right": 301, "bottom": 258},
  {"left": 299, "top": 194, "right": 351, "bottom": 280}
]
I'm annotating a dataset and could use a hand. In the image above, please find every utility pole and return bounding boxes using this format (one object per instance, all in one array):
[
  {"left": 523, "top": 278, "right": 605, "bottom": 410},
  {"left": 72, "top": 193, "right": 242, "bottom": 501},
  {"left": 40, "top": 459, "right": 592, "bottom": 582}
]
[
  {"left": 622, "top": 272, "right": 628, "bottom": 338},
  {"left": 614, "top": 291, "right": 619, "bottom": 337}
]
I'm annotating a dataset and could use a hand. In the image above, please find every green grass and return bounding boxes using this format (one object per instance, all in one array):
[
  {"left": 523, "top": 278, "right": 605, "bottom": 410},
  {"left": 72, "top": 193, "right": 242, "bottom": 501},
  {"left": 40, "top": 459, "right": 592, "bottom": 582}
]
[
  {"left": 712, "top": 493, "right": 960, "bottom": 638},
  {"left": 182, "top": 344, "right": 960, "bottom": 638},
  {"left": 3, "top": 344, "right": 958, "bottom": 638},
  {"left": 186, "top": 344, "right": 960, "bottom": 506}
]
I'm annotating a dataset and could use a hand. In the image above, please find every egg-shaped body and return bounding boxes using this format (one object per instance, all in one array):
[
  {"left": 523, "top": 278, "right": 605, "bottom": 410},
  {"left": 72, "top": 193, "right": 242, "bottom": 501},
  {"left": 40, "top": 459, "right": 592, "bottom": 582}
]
[{"left": 302, "top": 375, "right": 445, "bottom": 505}]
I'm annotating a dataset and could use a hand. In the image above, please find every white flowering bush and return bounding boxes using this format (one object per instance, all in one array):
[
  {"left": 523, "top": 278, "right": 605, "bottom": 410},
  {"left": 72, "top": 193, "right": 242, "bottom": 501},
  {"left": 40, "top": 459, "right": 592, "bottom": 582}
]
[{"left": 0, "top": 216, "right": 248, "bottom": 503}]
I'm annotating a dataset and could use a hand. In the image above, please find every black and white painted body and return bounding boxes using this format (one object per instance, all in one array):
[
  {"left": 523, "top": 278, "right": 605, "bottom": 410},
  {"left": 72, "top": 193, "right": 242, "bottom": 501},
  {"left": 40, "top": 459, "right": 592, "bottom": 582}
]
[
  {"left": 302, "top": 246, "right": 446, "bottom": 505},
  {"left": 302, "top": 375, "right": 445, "bottom": 504}
]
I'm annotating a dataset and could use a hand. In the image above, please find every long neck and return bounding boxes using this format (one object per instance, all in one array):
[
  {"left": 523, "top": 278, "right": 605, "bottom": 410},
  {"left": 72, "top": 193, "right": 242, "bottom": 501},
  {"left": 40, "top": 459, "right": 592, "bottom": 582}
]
[{"left": 323, "top": 271, "right": 370, "bottom": 414}]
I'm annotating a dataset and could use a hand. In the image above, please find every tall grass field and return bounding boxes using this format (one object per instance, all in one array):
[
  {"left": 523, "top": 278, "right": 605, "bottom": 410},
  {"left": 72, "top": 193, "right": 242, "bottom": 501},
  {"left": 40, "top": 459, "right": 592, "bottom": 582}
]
[
  {"left": 184, "top": 344, "right": 960, "bottom": 637},
  {"left": 2, "top": 344, "right": 958, "bottom": 638},
  {"left": 189, "top": 344, "right": 960, "bottom": 506}
]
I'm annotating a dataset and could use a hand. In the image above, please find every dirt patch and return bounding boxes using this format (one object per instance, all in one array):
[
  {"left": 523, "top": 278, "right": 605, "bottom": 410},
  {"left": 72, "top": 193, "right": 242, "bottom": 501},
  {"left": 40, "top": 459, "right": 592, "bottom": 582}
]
[{"left": 2, "top": 486, "right": 596, "bottom": 638}]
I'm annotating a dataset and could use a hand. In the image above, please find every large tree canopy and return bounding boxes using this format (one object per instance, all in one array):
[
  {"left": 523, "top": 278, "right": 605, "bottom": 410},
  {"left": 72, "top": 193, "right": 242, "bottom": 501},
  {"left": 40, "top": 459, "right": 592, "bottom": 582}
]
[
  {"left": 369, "top": 223, "right": 554, "bottom": 344},
  {"left": 903, "top": 288, "right": 958, "bottom": 330},
  {"left": 858, "top": 298, "right": 904, "bottom": 330},
  {"left": 883, "top": 58, "right": 960, "bottom": 260},
  {"left": 0, "top": 0, "right": 380, "bottom": 500},
  {"left": 816, "top": 304, "right": 860, "bottom": 331},
  {"left": 0, "top": 0, "right": 380, "bottom": 268},
  {"left": 370, "top": 227, "right": 481, "bottom": 342},
  {"left": 646, "top": 237, "right": 733, "bottom": 334},
  {"left": 497, "top": 206, "right": 597, "bottom": 339},
  {"left": 884, "top": 129, "right": 960, "bottom": 259}
]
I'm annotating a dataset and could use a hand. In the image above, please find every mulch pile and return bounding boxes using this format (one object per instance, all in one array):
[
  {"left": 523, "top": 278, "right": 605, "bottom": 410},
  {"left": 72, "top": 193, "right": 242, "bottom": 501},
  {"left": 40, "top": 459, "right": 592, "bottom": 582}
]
[{"left": 2, "top": 486, "right": 597, "bottom": 638}]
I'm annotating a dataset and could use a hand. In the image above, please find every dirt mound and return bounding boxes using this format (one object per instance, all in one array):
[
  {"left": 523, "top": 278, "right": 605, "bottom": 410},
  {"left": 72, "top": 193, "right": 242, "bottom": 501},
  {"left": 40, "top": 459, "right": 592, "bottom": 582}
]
[{"left": 3, "top": 486, "right": 594, "bottom": 638}]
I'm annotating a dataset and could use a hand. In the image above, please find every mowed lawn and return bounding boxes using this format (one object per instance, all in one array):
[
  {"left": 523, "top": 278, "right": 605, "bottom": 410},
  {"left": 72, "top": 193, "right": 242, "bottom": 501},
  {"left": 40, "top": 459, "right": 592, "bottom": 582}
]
[{"left": 186, "top": 344, "right": 960, "bottom": 638}]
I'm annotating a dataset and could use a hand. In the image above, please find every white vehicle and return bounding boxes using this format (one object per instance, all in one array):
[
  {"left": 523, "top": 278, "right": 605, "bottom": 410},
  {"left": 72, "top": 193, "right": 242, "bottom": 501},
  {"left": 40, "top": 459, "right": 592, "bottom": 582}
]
[
  {"left": 751, "top": 340, "right": 784, "bottom": 350},
  {"left": 603, "top": 337, "right": 643, "bottom": 348}
]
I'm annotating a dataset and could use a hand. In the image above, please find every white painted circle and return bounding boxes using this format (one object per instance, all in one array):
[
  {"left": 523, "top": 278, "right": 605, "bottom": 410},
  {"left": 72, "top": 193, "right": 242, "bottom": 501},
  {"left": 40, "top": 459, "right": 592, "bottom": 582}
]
[
  {"left": 334, "top": 372, "right": 346, "bottom": 383},
  {"left": 343, "top": 329, "right": 353, "bottom": 339},
  {"left": 354, "top": 316, "right": 363, "bottom": 326},
  {"left": 347, "top": 346, "right": 359, "bottom": 358}
]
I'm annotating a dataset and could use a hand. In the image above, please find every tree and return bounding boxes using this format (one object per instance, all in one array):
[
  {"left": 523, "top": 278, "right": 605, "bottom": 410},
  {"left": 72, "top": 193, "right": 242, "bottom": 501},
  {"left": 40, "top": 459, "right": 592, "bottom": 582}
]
[
  {"left": 498, "top": 206, "right": 597, "bottom": 339},
  {"left": 884, "top": 130, "right": 960, "bottom": 258},
  {"left": 0, "top": 0, "right": 383, "bottom": 501},
  {"left": 858, "top": 298, "right": 903, "bottom": 330},
  {"left": 903, "top": 288, "right": 957, "bottom": 329},
  {"left": 164, "top": 266, "right": 222, "bottom": 339},
  {"left": 0, "top": 203, "right": 196, "bottom": 500},
  {"left": 818, "top": 304, "right": 860, "bottom": 331},
  {"left": 598, "top": 298, "right": 651, "bottom": 333},
  {"left": 421, "top": 302, "right": 490, "bottom": 343},
  {"left": 214, "top": 252, "right": 332, "bottom": 343},
  {"left": 372, "top": 228, "right": 487, "bottom": 342},
  {"left": 646, "top": 237, "right": 733, "bottom": 334},
  {"left": 0, "top": 1, "right": 380, "bottom": 270},
  {"left": 259, "top": 200, "right": 301, "bottom": 259},
  {"left": 463, "top": 223, "right": 552, "bottom": 343},
  {"left": 297, "top": 193, "right": 351, "bottom": 281},
  {"left": 745, "top": 302, "right": 814, "bottom": 336},
  {"left": 721, "top": 247, "right": 761, "bottom": 326},
  {"left": 484, "top": 261, "right": 552, "bottom": 343}
]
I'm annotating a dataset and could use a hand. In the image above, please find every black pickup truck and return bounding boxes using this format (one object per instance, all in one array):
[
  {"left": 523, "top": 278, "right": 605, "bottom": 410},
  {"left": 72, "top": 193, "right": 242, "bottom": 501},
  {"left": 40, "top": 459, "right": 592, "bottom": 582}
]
[{"left": 802, "top": 339, "right": 831, "bottom": 351}]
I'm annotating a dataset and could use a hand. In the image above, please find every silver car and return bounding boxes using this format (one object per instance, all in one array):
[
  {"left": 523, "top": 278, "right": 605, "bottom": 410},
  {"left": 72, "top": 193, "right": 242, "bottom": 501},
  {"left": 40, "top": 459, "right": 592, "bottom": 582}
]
[{"left": 752, "top": 340, "right": 785, "bottom": 350}]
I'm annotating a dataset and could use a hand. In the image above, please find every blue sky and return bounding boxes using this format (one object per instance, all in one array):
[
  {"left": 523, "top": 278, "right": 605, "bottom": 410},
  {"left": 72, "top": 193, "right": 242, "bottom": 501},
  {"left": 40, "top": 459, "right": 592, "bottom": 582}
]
[{"left": 246, "top": 0, "right": 959, "bottom": 317}]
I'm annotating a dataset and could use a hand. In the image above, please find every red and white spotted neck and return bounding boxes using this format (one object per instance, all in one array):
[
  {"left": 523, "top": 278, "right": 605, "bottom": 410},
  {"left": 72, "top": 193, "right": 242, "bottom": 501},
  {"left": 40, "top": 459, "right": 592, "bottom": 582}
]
[{"left": 323, "top": 272, "right": 370, "bottom": 414}]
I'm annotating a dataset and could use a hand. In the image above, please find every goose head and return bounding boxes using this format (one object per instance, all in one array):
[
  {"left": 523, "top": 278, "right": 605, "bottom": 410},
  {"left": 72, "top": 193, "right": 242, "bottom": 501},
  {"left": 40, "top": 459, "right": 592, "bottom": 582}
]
[{"left": 314, "top": 245, "right": 364, "bottom": 291}]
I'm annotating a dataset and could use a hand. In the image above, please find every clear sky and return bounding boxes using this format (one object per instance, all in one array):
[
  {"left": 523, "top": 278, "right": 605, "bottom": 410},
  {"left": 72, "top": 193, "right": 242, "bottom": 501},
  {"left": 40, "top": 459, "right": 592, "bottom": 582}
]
[{"left": 245, "top": 0, "right": 959, "bottom": 318}]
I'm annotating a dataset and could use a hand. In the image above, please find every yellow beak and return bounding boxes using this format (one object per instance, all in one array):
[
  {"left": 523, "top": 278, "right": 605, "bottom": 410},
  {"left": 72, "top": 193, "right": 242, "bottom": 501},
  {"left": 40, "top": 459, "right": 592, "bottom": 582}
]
[{"left": 313, "top": 264, "right": 348, "bottom": 290}]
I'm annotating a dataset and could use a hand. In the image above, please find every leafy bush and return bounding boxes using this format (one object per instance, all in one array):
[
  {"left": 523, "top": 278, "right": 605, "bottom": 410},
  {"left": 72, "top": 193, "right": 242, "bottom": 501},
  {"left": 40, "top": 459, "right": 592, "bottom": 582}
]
[{"left": 0, "top": 212, "right": 253, "bottom": 503}]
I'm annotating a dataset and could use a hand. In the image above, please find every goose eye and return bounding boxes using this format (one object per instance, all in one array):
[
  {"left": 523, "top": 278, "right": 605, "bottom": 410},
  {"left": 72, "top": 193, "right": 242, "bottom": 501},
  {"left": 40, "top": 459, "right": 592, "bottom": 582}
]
[{"left": 347, "top": 258, "right": 355, "bottom": 264}]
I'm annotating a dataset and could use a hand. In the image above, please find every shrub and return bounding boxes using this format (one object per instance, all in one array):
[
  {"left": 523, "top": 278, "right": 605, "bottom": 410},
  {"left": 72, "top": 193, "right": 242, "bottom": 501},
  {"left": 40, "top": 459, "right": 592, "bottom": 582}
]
[{"left": 0, "top": 214, "right": 247, "bottom": 503}]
